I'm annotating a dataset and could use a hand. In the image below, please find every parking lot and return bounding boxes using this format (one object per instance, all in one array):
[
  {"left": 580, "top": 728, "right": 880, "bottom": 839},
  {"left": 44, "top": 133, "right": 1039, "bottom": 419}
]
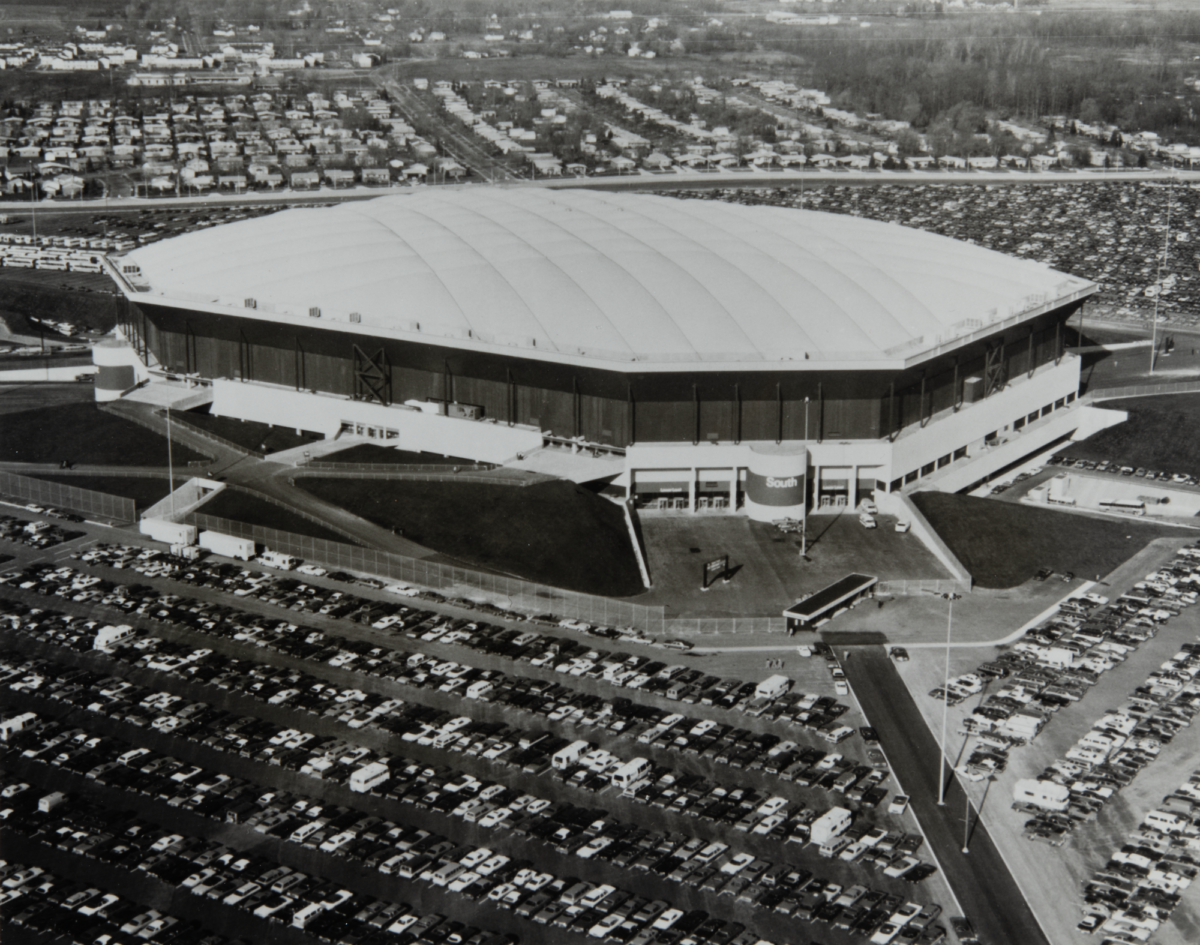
[
  {"left": 895, "top": 535, "right": 1200, "bottom": 945},
  {"left": 0, "top": 515, "right": 960, "bottom": 945}
]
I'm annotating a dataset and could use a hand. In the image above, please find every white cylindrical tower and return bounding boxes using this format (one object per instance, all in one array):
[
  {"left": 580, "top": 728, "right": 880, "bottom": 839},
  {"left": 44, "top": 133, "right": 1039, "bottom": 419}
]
[
  {"left": 744, "top": 444, "right": 807, "bottom": 523},
  {"left": 92, "top": 337, "right": 139, "bottom": 402}
]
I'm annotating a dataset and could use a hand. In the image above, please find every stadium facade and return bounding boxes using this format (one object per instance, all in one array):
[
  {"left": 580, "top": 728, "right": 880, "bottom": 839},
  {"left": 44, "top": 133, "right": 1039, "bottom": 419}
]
[{"left": 103, "top": 188, "right": 1097, "bottom": 521}]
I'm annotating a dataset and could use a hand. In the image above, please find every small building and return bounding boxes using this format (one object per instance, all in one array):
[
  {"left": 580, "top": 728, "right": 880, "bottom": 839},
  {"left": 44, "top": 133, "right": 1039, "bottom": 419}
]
[{"left": 783, "top": 574, "right": 878, "bottom": 633}]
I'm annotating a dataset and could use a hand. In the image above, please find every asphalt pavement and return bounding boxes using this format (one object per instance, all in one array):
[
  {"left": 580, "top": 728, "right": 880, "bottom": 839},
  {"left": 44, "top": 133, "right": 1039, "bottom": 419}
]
[{"left": 842, "top": 647, "right": 1050, "bottom": 945}]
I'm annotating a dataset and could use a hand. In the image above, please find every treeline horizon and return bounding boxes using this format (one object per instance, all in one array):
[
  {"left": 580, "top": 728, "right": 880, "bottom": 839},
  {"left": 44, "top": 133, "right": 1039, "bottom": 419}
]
[{"left": 761, "top": 11, "right": 1200, "bottom": 144}]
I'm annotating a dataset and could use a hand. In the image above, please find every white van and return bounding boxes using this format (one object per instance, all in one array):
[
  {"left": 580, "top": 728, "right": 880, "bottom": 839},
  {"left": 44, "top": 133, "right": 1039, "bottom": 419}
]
[
  {"left": 610, "top": 757, "right": 652, "bottom": 795},
  {"left": 552, "top": 740, "right": 592, "bottom": 770}
]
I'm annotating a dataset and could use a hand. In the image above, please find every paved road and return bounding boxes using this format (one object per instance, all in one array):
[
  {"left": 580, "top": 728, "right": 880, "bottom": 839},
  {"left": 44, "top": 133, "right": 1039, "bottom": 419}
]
[{"left": 843, "top": 647, "right": 1050, "bottom": 945}]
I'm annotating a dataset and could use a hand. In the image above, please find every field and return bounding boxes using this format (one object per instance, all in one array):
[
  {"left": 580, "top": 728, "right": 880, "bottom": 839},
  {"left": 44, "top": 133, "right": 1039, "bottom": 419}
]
[
  {"left": 911, "top": 491, "right": 1187, "bottom": 588},
  {"left": 0, "top": 401, "right": 210, "bottom": 467},
  {"left": 297, "top": 477, "right": 644, "bottom": 597},
  {"left": 194, "top": 489, "right": 351, "bottom": 544},
  {"left": 181, "top": 408, "right": 323, "bottom": 455},
  {"left": 0, "top": 269, "right": 121, "bottom": 338},
  {"left": 1059, "top": 393, "right": 1200, "bottom": 474},
  {"left": 319, "top": 444, "right": 474, "bottom": 466},
  {"left": 26, "top": 474, "right": 174, "bottom": 510}
]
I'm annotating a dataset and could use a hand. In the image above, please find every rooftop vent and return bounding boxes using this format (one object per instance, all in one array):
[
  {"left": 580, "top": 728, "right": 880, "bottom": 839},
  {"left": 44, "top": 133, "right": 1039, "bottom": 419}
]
[
  {"left": 349, "top": 312, "right": 361, "bottom": 324},
  {"left": 244, "top": 298, "right": 257, "bottom": 309},
  {"left": 309, "top": 306, "right": 321, "bottom": 318}
]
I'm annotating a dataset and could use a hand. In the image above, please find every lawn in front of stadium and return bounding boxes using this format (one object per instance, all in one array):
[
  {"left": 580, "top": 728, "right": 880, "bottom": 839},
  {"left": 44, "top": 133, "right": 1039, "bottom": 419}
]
[
  {"left": 1058, "top": 393, "right": 1200, "bottom": 474},
  {"left": 912, "top": 491, "right": 1186, "bottom": 589},
  {"left": 180, "top": 408, "right": 324, "bottom": 455},
  {"left": 0, "top": 401, "right": 211, "bottom": 466},
  {"left": 28, "top": 474, "right": 174, "bottom": 511},
  {"left": 295, "top": 477, "right": 645, "bottom": 597},
  {"left": 318, "top": 443, "right": 475, "bottom": 466},
  {"left": 193, "top": 489, "right": 351, "bottom": 544}
]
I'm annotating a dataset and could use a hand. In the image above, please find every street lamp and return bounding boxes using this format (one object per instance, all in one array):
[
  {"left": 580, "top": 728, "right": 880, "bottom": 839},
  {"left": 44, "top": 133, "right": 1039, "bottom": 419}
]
[
  {"left": 800, "top": 396, "right": 810, "bottom": 560},
  {"left": 936, "top": 591, "right": 962, "bottom": 806},
  {"left": 1150, "top": 169, "right": 1175, "bottom": 376}
]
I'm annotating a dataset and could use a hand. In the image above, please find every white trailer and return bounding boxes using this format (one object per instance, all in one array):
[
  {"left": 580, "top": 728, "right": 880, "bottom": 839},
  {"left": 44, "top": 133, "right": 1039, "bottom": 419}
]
[
  {"left": 1012, "top": 779, "right": 1069, "bottom": 812},
  {"left": 140, "top": 517, "right": 197, "bottom": 546},
  {"left": 258, "top": 550, "right": 299, "bottom": 570},
  {"left": 552, "top": 740, "right": 592, "bottom": 770},
  {"left": 198, "top": 530, "right": 255, "bottom": 560},
  {"left": 349, "top": 761, "right": 389, "bottom": 793},
  {"left": 610, "top": 757, "right": 652, "bottom": 795},
  {"left": 809, "top": 807, "right": 853, "bottom": 847},
  {"left": 755, "top": 674, "right": 792, "bottom": 700}
]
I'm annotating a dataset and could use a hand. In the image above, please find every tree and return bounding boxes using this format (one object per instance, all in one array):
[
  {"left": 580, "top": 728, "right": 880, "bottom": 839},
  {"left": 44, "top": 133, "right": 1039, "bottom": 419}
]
[
  {"left": 1078, "top": 98, "right": 1102, "bottom": 124},
  {"left": 896, "top": 127, "right": 923, "bottom": 157}
]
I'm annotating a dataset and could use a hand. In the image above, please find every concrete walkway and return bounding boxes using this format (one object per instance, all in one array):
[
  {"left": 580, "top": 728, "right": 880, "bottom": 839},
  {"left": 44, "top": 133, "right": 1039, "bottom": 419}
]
[{"left": 692, "top": 581, "right": 1094, "bottom": 653}]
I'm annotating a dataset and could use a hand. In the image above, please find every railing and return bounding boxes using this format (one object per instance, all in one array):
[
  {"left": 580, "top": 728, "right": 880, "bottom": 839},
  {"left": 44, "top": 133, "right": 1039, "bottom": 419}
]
[
  {"left": 188, "top": 513, "right": 670, "bottom": 632},
  {"left": 96, "top": 402, "right": 228, "bottom": 461},
  {"left": 298, "top": 460, "right": 497, "bottom": 474},
  {"left": 290, "top": 468, "right": 536, "bottom": 487},
  {"left": 1086, "top": 379, "right": 1200, "bottom": 402},
  {"left": 0, "top": 469, "right": 137, "bottom": 523},
  {"left": 156, "top": 410, "right": 266, "bottom": 459},
  {"left": 661, "top": 617, "right": 787, "bottom": 636}
]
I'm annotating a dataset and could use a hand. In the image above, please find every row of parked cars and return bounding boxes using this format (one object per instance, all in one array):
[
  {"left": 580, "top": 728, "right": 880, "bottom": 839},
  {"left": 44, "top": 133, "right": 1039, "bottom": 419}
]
[
  {"left": 2, "top": 854, "right": 219, "bottom": 945},
  {"left": 0, "top": 592, "right": 924, "bottom": 880},
  {"left": 0, "top": 681, "right": 942, "bottom": 945},
  {"left": 1080, "top": 766, "right": 1200, "bottom": 942},
  {"left": 74, "top": 542, "right": 643, "bottom": 646},
  {"left": 32, "top": 549, "right": 874, "bottom": 782},
  {"left": 1049, "top": 454, "right": 1200, "bottom": 485},
  {"left": 0, "top": 561, "right": 890, "bottom": 819},
  {"left": 0, "top": 556, "right": 945, "bottom": 940},
  {"left": 1024, "top": 618, "right": 1200, "bottom": 850},
  {"left": 0, "top": 511, "right": 82, "bottom": 551},
  {"left": 0, "top": 763, "right": 506, "bottom": 945}
]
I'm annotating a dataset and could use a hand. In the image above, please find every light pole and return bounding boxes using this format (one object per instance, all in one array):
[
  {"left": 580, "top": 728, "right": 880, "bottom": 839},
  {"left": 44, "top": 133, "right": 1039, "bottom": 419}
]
[
  {"left": 937, "top": 591, "right": 962, "bottom": 806},
  {"left": 799, "top": 396, "right": 811, "bottom": 560},
  {"left": 1150, "top": 170, "right": 1175, "bottom": 376},
  {"left": 963, "top": 779, "right": 971, "bottom": 853},
  {"left": 167, "top": 405, "right": 174, "bottom": 516}
]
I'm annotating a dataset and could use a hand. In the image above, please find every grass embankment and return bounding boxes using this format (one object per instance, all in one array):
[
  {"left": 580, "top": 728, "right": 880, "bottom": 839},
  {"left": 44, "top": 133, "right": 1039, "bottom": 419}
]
[
  {"left": 0, "top": 272, "right": 120, "bottom": 336},
  {"left": 194, "top": 489, "right": 350, "bottom": 544},
  {"left": 320, "top": 443, "right": 473, "bottom": 465},
  {"left": 1061, "top": 394, "right": 1200, "bottom": 473},
  {"left": 182, "top": 408, "right": 323, "bottom": 455},
  {"left": 912, "top": 491, "right": 1184, "bottom": 589},
  {"left": 28, "top": 475, "right": 173, "bottom": 511},
  {"left": 0, "top": 402, "right": 210, "bottom": 466},
  {"left": 298, "top": 477, "right": 644, "bottom": 597}
]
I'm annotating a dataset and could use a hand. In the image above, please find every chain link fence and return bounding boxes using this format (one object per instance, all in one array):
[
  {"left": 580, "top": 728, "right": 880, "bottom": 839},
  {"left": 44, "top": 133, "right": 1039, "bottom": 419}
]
[
  {"left": 290, "top": 470, "right": 537, "bottom": 487},
  {"left": 0, "top": 470, "right": 136, "bottom": 523},
  {"left": 298, "top": 460, "right": 497, "bottom": 474},
  {"left": 661, "top": 616, "right": 787, "bottom": 636},
  {"left": 191, "top": 513, "right": 669, "bottom": 632},
  {"left": 876, "top": 579, "right": 971, "bottom": 597}
]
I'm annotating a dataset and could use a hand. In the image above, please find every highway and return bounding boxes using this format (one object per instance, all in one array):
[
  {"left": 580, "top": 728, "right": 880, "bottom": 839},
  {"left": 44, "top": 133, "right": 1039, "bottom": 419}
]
[{"left": 843, "top": 647, "right": 1050, "bottom": 945}]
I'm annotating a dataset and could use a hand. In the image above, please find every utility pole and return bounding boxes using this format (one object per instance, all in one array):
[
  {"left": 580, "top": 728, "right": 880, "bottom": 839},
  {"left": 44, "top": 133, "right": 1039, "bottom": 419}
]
[
  {"left": 1150, "top": 172, "right": 1174, "bottom": 375},
  {"left": 799, "top": 397, "right": 810, "bottom": 561},
  {"left": 937, "top": 591, "right": 962, "bottom": 806}
]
